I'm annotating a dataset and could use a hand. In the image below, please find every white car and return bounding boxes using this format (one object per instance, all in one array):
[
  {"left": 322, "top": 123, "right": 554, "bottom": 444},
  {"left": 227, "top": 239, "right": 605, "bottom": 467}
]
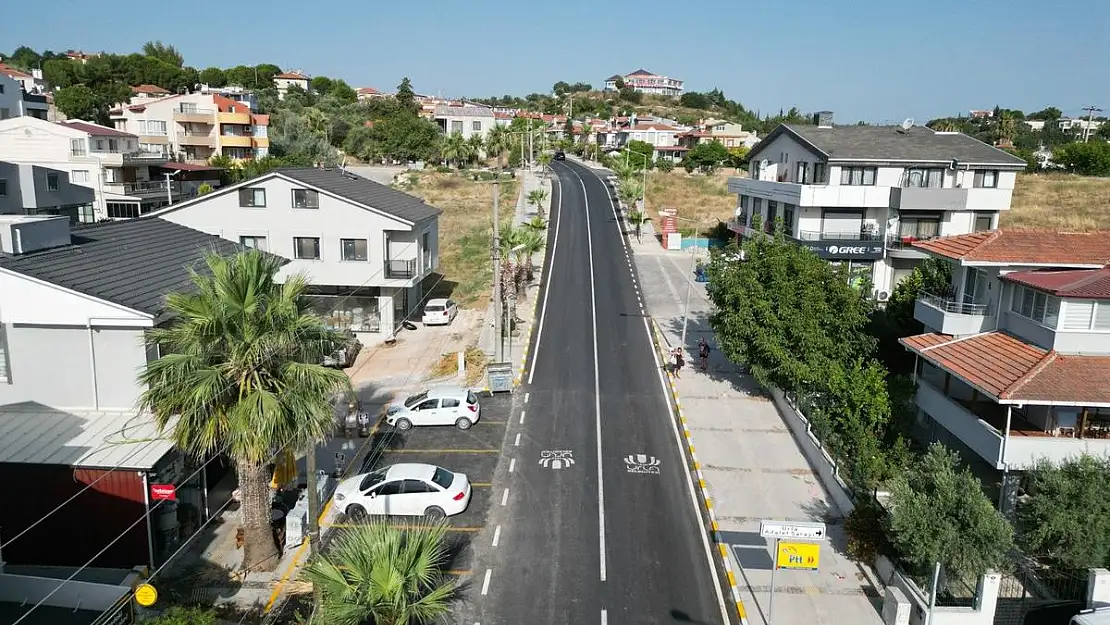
[
  {"left": 422, "top": 298, "right": 458, "bottom": 326},
  {"left": 385, "top": 386, "right": 481, "bottom": 431},
  {"left": 333, "top": 463, "right": 472, "bottom": 521}
]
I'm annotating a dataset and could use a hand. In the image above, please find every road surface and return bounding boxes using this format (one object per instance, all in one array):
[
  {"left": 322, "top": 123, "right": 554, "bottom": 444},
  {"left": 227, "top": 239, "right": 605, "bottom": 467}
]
[{"left": 475, "top": 159, "right": 730, "bottom": 624}]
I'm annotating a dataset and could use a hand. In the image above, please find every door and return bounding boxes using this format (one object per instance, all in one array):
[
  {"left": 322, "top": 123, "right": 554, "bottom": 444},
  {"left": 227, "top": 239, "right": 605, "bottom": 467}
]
[
  {"left": 413, "top": 398, "right": 442, "bottom": 425},
  {"left": 440, "top": 398, "right": 462, "bottom": 423},
  {"left": 400, "top": 479, "right": 437, "bottom": 514},
  {"left": 366, "top": 480, "right": 403, "bottom": 515}
]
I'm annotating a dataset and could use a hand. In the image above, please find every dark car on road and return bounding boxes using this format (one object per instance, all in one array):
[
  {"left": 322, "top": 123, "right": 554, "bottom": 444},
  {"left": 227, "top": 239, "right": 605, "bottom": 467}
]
[{"left": 554, "top": 151, "right": 565, "bottom": 161}]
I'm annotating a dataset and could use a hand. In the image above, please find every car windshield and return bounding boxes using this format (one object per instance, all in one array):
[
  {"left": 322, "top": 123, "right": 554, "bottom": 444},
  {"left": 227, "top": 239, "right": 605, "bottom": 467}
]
[
  {"left": 467, "top": 391, "right": 478, "bottom": 404},
  {"left": 358, "top": 469, "right": 387, "bottom": 491},
  {"left": 426, "top": 305, "right": 444, "bottom": 312},
  {"left": 431, "top": 467, "right": 454, "bottom": 489},
  {"left": 403, "top": 392, "right": 428, "bottom": 408}
]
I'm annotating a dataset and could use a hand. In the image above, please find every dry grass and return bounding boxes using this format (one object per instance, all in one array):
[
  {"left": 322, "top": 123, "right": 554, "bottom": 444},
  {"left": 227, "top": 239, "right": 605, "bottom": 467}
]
[
  {"left": 1004, "top": 173, "right": 1110, "bottom": 231},
  {"left": 427, "top": 346, "right": 489, "bottom": 385},
  {"left": 644, "top": 170, "right": 739, "bottom": 233},
  {"left": 398, "top": 171, "right": 518, "bottom": 308}
]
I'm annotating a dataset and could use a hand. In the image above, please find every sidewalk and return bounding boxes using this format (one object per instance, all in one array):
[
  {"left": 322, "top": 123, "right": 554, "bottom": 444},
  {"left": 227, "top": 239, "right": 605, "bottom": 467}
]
[{"left": 631, "top": 235, "right": 884, "bottom": 625}]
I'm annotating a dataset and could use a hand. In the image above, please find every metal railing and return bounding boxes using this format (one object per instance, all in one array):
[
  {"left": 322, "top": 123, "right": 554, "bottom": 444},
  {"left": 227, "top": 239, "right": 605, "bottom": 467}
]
[
  {"left": 175, "top": 106, "right": 215, "bottom": 115},
  {"left": 886, "top": 231, "right": 939, "bottom": 249},
  {"left": 919, "top": 291, "right": 991, "bottom": 315},
  {"left": 384, "top": 258, "right": 418, "bottom": 280},
  {"left": 795, "top": 230, "right": 882, "bottom": 242},
  {"left": 104, "top": 180, "right": 179, "bottom": 195}
]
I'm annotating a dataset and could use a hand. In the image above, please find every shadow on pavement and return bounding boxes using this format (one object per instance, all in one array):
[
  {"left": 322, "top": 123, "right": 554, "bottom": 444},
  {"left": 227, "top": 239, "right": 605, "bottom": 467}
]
[{"left": 659, "top": 315, "right": 768, "bottom": 398}]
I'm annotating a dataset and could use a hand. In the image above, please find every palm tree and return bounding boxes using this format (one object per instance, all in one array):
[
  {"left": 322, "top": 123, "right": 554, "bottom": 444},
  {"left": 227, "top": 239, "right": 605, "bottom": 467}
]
[
  {"left": 997, "top": 113, "right": 1017, "bottom": 146},
  {"left": 303, "top": 521, "right": 456, "bottom": 625},
  {"left": 612, "top": 160, "right": 636, "bottom": 184},
  {"left": 627, "top": 209, "right": 651, "bottom": 243},
  {"left": 515, "top": 228, "right": 546, "bottom": 282},
  {"left": 579, "top": 126, "right": 592, "bottom": 156},
  {"left": 486, "top": 124, "right": 510, "bottom": 168},
  {"left": 537, "top": 152, "right": 553, "bottom": 178},
  {"left": 522, "top": 215, "right": 547, "bottom": 232},
  {"left": 442, "top": 131, "right": 467, "bottom": 169},
  {"left": 466, "top": 133, "right": 485, "bottom": 165},
  {"left": 527, "top": 188, "right": 549, "bottom": 219},
  {"left": 618, "top": 180, "right": 643, "bottom": 210},
  {"left": 139, "top": 250, "right": 352, "bottom": 572}
]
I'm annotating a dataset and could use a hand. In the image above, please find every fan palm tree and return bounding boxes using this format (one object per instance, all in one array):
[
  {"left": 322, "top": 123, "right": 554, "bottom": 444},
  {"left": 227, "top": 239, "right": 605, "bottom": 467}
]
[
  {"left": 138, "top": 250, "right": 351, "bottom": 572},
  {"left": 579, "top": 125, "right": 592, "bottom": 151},
  {"left": 612, "top": 160, "right": 636, "bottom": 184},
  {"left": 618, "top": 180, "right": 643, "bottom": 210},
  {"left": 486, "top": 124, "right": 510, "bottom": 168},
  {"left": 522, "top": 215, "right": 547, "bottom": 232},
  {"left": 466, "top": 133, "right": 485, "bottom": 165},
  {"left": 515, "top": 228, "right": 546, "bottom": 282},
  {"left": 537, "top": 152, "right": 553, "bottom": 178},
  {"left": 527, "top": 188, "right": 549, "bottom": 219},
  {"left": 303, "top": 521, "right": 456, "bottom": 625},
  {"left": 627, "top": 209, "right": 651, "bottom": 243},
  {"left": 441, "top": 131, "right": 467, "bottom": 169}
]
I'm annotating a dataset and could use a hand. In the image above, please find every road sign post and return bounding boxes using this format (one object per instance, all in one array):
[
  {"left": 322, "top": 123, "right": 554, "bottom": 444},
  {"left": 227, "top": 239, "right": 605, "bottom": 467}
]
[
  {"left": 768, "top": 538, "right": 779, "bottom": 625},
  {"left": 761, "top": 520, "right": 826, "bottom": 625}
]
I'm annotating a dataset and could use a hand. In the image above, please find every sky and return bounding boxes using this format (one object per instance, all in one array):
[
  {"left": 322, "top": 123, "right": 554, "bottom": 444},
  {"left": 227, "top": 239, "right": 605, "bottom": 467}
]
[{"left": 5, "top": 0, "right": 1108, "bottom": 123}]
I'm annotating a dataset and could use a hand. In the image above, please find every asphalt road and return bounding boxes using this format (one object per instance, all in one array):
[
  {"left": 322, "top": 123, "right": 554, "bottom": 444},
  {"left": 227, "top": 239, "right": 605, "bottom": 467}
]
[{"left": 476, "top": 159, "right": 729, "bottom": 624}]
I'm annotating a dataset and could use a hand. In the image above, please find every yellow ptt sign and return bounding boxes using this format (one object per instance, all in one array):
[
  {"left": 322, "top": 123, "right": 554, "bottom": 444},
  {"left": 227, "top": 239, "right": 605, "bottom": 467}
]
[{"left": 776, "top": 541, "right": 820, "bottom": 570}]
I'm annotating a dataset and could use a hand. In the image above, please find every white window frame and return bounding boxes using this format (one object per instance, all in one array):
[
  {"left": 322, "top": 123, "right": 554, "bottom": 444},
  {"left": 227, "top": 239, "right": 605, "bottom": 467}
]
[
  {"left": 340, "top": 238, "right": 369, "bottom": 262},
  {"left": 293, "top": 237, "right": 321, "bottom": 260},
  {"left": 1010, "top": 285, "right": 1061, "bottom": 328},
  {"left": 239, "top": 235, "right": 267, "bottom": 251}
]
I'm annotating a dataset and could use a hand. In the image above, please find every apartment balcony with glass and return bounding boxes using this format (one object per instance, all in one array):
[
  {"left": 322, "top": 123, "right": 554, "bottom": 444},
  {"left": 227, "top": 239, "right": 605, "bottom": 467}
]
[
  {"left": 914, "top": 266, "right": 995, "bottom": 335},
  {"left": 172, "top": 104, "right": 215, "bottom": 124}
]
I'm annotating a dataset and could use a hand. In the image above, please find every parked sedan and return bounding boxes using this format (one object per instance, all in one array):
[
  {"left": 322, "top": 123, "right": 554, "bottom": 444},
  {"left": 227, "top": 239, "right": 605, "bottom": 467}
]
[
  {"left": 422, "top": 298, "right": 458, "bottom": 326},
  {"left": 385, "top": 386, "right": 481, "bottom": 430},
  {"left": 333, "top": 463, "right": 472, "bottom": 521}
]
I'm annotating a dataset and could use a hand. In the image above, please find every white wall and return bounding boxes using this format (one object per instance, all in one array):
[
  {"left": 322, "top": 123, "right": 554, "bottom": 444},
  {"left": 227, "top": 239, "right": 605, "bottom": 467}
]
[
  {"left": 0, "top": 74, "right": 21, "bottom": 119},
  {"left": 439, "top": 114, "right": 494, "bottom": 140},
  {"left": 156, "top": 177, "right": 433, "bottom": 289},
  {"left": 0, "top": 269, "right": 151, "bottom": 327}
]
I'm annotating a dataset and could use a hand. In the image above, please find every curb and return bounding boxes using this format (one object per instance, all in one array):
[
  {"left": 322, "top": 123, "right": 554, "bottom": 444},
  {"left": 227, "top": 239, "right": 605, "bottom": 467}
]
[
  {"left": 514, "top": 178, "right": 552, "bottom": 387},
  {"left": 649, "top": 319, "right": 750, "bottom": 625}
]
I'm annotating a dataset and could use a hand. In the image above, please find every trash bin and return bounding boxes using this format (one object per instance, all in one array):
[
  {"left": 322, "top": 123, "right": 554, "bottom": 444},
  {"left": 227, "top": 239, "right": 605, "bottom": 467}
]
[{"left": 486, "top": 362, "right": 514, "bottom": 393}]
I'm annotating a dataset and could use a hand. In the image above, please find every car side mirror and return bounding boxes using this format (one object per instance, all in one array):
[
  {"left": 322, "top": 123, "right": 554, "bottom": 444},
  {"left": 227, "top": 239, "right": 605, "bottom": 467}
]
[{"left": 369, "top": 491, "right": 377, "bottom": 498}]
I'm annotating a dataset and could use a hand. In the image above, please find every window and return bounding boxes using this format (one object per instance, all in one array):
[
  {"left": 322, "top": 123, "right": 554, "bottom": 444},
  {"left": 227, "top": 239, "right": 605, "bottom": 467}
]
[
  {"left": 415, "top": 399, "right": 439, "bottom": 411},
  {"left": 107, "top": 202, "right": 140, "bottom": 219},
  {"left": 840, "top": 167, "right": 876, "bottom": 186},
  {"left": 292, "top": 188, "right": 319, "bottom": 208},
  {"left": 450, "top": 120, "right": 463, "bottom": 133},
  {"left": 904, "top": 168, "right": 944, "bottom": 188},
  {"left": 796, "top": 162, "right": 809, "bottom": 184},
  {"left": 180, "top": 103, "right": 198, "bottom": 114},
  {"left": 752, "top": 197, "right": 763, "bottom": 225},
  {"left": 239, "top": 236, "right": 267, "bottom": 251},
  {"left": 813, "top": 162, "right": 828, "bottom": 184},
  {"left": 78, "top": 205, "right": 95, "bottom": 224},
  {"left": 974, "top": 170, "right": 999, "bottom": 188},
  {"left": 139, "top": 120, "right": 167, "bottom": 136},
  {"left": 70, "top": 139, "right": 87, "bottom": 157},
  {"left": 238, "top": 188, "right": 266, "bottom": 207},
  {"left": 341, "top": 238, "right": 368, "bottom": 261},
  {"left": 108, "top": 139, "right": 118, "bottom": 151},
  {"left": 1011, "top": 285, "right": 1061, "bottom": 327},
  {"left": 293, "top": 237, "right": 321, "bottom": 260},
  {"left": 974, "top": 213, "right": 994, "bottom": 232},
  {"left": 1062, "top": 300, "right": 1110, "bottom": 331},
  {"left": 0, "top": 323, "right": 9, "bottom": 382},
  {"left": 95, "top": 139, "right": 104, "bottom": 150},
  {"left": 765, "top": 201, "right": 778, "bottom": 233},
  {"left": 431, "top": 467, "right": 454, "bottom": 489},
  {"left": 899, "top": 213, "right": 941, "bottom": 239},
  {"left": 47, "top": 172, "right": 59, "bottom": 191},
  {"left": 403, "top": 392, "right": 428, "bottom": 408},
  {"left": 422, "top": 231, "right": 431, "bottom": 269},
  {"left": 0, "top": 179, "right": 6, "bottom": 196},
  {"left": 372, "top": 481, "right": 403, "bottom": 497},
  {"left": 441, "top": 398, "right": 460, "bottom": 408},
  {"left": 752, "top": 160, "right": 763, "bottom": 179},
  {"left": 472, "top": 121, "right": 482, "bottom": 132},
  {"left": 71, "top": 170, "right": 89, "bottom": 183},
  {"left": 401, "top": 479, "right": 433, "bottom": 494},
  {"left": 0, "top": 84, "right": 4, "bottom": 94},
  {"left": 783, "top": 204, "right": 795, "bottom": 236}
]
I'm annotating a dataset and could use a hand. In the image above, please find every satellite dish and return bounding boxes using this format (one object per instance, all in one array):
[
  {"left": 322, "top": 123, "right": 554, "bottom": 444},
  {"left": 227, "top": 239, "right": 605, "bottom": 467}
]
[{"left": 901, "top": 118, "right": 915, "bottom": 131}]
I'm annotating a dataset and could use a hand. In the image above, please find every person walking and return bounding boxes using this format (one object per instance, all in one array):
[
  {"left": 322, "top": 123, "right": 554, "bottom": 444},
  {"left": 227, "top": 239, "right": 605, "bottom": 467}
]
[
  {"left": 698, "top": 338, "right": 711, "bottom": 372},
  {"left": 671, "top": 347, "right": 685, "bottom": 378}
]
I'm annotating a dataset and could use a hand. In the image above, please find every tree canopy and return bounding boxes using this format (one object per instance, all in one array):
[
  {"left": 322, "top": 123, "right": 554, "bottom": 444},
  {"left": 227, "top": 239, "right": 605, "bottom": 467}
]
[{"left": 1017, "top": 456, "right": 1110, "bottom": 571}]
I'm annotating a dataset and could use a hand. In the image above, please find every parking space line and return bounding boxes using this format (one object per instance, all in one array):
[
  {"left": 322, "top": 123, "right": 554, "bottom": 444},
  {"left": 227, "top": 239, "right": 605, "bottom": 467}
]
[
  {"left": 478, "top": 420, "right": 507, "bottom": 424},
  {"left": 514, "top": 432, "right": 521, "bottom": 446},
  {"left": 390, "top": 449, "right": 500, "bottom": 454},
  {"left": 524, "top": 392, "right": 530, "bottom": 404},
  {"left": 471, "top": 482, "right": 492, "bottom": 487}
]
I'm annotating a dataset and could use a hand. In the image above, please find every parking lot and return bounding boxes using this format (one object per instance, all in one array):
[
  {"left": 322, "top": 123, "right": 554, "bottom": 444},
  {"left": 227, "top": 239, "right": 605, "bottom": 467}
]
[{"left": 320, "top": 390, "right": 515, "bottom": 579}]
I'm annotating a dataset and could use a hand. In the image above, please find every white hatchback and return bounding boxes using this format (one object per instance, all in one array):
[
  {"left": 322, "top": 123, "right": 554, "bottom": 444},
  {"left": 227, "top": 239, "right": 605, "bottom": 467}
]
[
  {"left": 385, "top": 386, "right": 481, "bottom": 431},
  {"left": 333, "top": 463, "right": 472, "bottom": 521},
  {"left": 422, "top": 298, "right": 458, "bottom": 326}
]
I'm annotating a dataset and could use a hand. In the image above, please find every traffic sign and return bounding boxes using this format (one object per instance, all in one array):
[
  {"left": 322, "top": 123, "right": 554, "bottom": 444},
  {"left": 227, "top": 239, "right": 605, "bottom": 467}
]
[
  {"left": 759, "top": 519, "right": 827, "bottom": 541},
  {"left": 134, "top": 583, "right": 158, "bottom": 607},
  {"left": 776, "top": 542, "right": 821, "bottom": 570}
]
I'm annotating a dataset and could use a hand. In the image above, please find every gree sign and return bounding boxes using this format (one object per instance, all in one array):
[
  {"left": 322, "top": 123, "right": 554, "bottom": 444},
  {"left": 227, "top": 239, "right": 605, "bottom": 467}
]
[{"left": 800, "top": 240, "right": 884, "bottom": 260}]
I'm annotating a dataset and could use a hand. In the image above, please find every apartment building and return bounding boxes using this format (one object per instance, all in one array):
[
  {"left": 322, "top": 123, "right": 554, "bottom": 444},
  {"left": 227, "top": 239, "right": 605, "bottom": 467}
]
[
  {"left": 434, "top": 104, "right": 495, "bottom": 140},
  {"left": 0, "top": 215, "right": 255, "bottom": 571},
  {"left": 0, "top": 161, "right": 95, "bottom": 222},
  {"left": 110, "top": 92, "right": 269, "bottom": 163},
  {"left": 273, "top": 71, "right": 310, "bottom": 99},
  {"left": 678, "top": 120, "right": 759, "bottom": 151},
  {"left": 0, "top": 73, "right": 48, "bottom": 120},
  {"left": 603, "top": 69, "right": 684, "bottom": 97},
  {"left": 727, "top": 112, "right": 1027, "bottom": 300},
  {"left": 899, "top": 229, "right": 1110, "bottom": 510},
  {"left": 147, "top": 167, "right": 442, "bottom": 343}
]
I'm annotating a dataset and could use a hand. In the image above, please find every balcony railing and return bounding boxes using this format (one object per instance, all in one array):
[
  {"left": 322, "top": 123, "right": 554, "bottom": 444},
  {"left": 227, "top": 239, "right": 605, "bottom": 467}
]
[
  {"left": 384, "top": 258, "right": 418, "bottom": 280},
  {"left": 122, "top": 151, "right": 168, "bottom": 163},
  {"left": 795, "top": 230, "right": 882, "bottom": 242},
  {"left": 176, "top": 106, "right": 215, "bottom": 115},
  {"left": 104, "top": 180, "right": 179, "bottom": 196},
  {"left": 919, "top": 291, "right": 990, "bottom": 315}
]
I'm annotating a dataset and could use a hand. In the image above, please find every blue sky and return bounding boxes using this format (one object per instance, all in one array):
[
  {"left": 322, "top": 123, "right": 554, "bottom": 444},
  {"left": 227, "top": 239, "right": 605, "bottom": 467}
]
[{"left": 6, "top": 0, "right": 1108, "bottom": 122}]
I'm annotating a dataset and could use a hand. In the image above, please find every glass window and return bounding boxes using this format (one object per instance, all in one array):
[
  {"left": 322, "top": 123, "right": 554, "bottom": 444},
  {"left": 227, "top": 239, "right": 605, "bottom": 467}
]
[
  {"left": 431, "top": 468, "right": 454, "bottom": 489},
  {"left": 238, "top": 188, "right": 266, "bottom": 207},
  {"left": 373, "top": 481, "right": 403, "bottom": 497},
  {"left": 108, "top": 139, "right": 118, "bottom": 151},
  {"left": 840, "top": 167, "right": 877, "bottom": 186},
  {"left": 47, "top": 173, "right": 59, "bottom": 191},
  {"left": 71, "top": 170, "right": 89, "bottom": 183},
  {"left": 1011, "top": 286, "right": 1061, "bottom": 326},
  {"left": 441, "top": 398, "right": 460, "bottom": 408},
  {"left": 765, "top": 201, "right": 777, "bottom": 233},
  {"left": 783, "top": 204, "right": 795, "bottom": 237},
  {"left": 415, "top": 399, "right": 439, "bottom": 411},
  {"left": 107, "top": 202, "right": 141, "bottom": 219},
  {"left": 0, "top": 179, "right": 6, "bottom": 196},
  {"left": 472, "top": 121, "right": 482, "bottom": 132},
  {"left": 974, "top": 213, "right": 994, "bottom": 232},
  {"left": 814, "top": 162, "right": 828, "bottom": 184},
  {"left": 341, "top": 238, "right": 368, "bottom": 261},
  {"left": 401, "top": 479, "right": 433, "bottom": 494},
  {"left": 975, "top": 170, "right": 999, "bottom": 188},
  {"left": 1094, "top": 302, "right": 1110, "bottom": 330},
  {"left": 404, "top": 392, "right": 428, "bottom": 408},
  {"left": 0, "top": 323, "right": 9, "bottom": 382},
  {"left": 70, "top": 138, "right": 87, "bottom": 156},
  {"left": 292, "top": 188, "right": 319, "bottom": 208},
  {"left": 358, "top": 469, "right": 387, "bottom": 491},
  {"left": 451, "top": 121, "right": 463, "bottom": 133},
  {"left": 239, "top": 236, "right": 267, "bottom": 251},
  {"left": 293, "top": 237, "right": 321, "bottom": 260}
]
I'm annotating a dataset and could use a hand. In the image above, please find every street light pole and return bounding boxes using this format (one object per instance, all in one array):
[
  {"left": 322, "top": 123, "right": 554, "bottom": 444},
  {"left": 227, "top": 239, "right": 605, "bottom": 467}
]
[
  {"left": 679, "top": 217, "right": 704, "bottom": 350},
  {"left": 492, "top": 179, "right": 503, "bottom": 363}
]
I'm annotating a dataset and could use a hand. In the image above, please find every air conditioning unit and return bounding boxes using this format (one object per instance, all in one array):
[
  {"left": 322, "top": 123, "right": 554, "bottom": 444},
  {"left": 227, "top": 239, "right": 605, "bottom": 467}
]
[{"left": 876, "top": 291, "right": 890, "bottom": 302}]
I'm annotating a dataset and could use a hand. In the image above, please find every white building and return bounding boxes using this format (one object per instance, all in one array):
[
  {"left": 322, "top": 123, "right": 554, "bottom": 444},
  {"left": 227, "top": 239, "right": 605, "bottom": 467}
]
[
  {"left": 273, "top": 71, "right": 311, "bottom": 100},
  {"left": 727, "top": 112, "right": 1028, "bottom": 301},
  {"left": 0, "top": 73, "right": 48, "bottom": 120},
  {"left": 434, "top": 104, "right": 495, "bottom": 140},
  {"left": 147, "top": 167, "right": 442, "bottom": 343},
  {"left": 0, "top": 161, "right": 96, "bottom": 222},
  {"left": 0, "top": 116, "right": 221, "bottom": 221},
  {"left": 603, "top": 69, "right": 684, "bottom": 97}
]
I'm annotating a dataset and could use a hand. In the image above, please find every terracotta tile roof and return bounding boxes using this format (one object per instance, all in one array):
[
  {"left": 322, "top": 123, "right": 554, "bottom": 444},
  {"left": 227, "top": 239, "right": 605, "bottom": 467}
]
[
  {"left": 213, "top": 95, "right": 249, "bottom": 114},
  {"left": 912, "top": 229, "right": 1110, "bottom": 266},
  {"left": 901, "top": 331, "right": 1110, "bottom": 405},
  {"left": 58, "top": 120, "right": 136, "bottom": 138},
  {"left": 628, "top": 123, "right": 679, "bottom": 131},
  {"left": 494, "top": 112, "right": 514, "bottom": 120},
  {"left": 274, "top": 72, "right": 309, "bottom": 80},
  {"left": 1002, "top": 267, "right": 1110, "bottom": 300},
  {"left": 131, "top": 84, "right": 170, "bottom": 95},
  {"left": 0, "top": 63, "right": 32, "bottom": 79},
  {"left": 251, "top": 114, "right": 269, "bottom": 125},
  {"left": 357, "top": 87, "right": 380, "bottom": 95}
]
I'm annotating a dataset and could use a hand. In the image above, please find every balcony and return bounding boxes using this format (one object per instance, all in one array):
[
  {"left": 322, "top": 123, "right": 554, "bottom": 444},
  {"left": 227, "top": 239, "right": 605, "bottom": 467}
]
[
  {"left": 914, "top": 292, "right": 993, "bottom": 335},
  {"left": 791, "top": 230, "right": 885, "bottom": 260},
  {"left": 103, "top": 180, "right": 179, "bottom": 198},
  {"left": 218, "top": 111, "right": 251, "bottom": 125},
  {"left": 252, "top": 136, "right": 269, "bottom": 148},
  {"left": 726, "top": 176, "right": 892, "bottom": 208},
  {"left": 173, "top": 107, "right": 215, "bottom": 123},
  {"left": 384, "top": 258, "right": 418, "bottom": 280},
  {"left": 893, "top": 186, "right": 970, "bottom": 211},
  {"left": 219, "top": 135, "right": 252, "bottom": 148},
  {"left": 885, "top": 233, "right": 935, "bottom": 259},
  {"left": 177, "top": 132, "right": 214, "bottom": 147}
]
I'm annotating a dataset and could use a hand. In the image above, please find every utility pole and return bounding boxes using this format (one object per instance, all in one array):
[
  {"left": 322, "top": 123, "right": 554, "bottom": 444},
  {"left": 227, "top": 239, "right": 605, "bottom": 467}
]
[
  {"left": 528, "top": 123, "right": 534, "bottom": 169},
  {"left": 492, "top": 179, "right": 504, "bottom": 362},
  {"left": 306, "top": 443, "right": 320, "bottom": 555},
  {"left": 1081, "top": 105, "right": 1102, "bottom": 142}
]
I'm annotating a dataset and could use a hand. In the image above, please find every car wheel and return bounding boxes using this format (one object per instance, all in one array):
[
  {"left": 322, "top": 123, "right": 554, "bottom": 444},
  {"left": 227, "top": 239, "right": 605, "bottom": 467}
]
[
  {"left": 346, "top": 504, "right": 368, "bottom": 522},
  {"left": 395, "top": 418, "right": 413, "bottom": 431},
  {"left": 424, "top": 506, "right": 446, "bottom": 521},
  {"left": 455, "top": 417, "right": 473, "bottom": 430}
]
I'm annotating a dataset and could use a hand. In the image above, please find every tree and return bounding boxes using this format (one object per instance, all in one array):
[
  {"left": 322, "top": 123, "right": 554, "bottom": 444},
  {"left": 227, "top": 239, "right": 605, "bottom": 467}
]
[
  {"left": 54, "top": 85, "right": 102, "bottom": 121},
  {"left": 138, "top": 250, "right": 351, "bottom": 572},
  {"left": 197, "top": 183, "right": 214, "bottom": 196},
  {"left": 42, "top": 58, "right": 79, "bottom": 89},
  {"left": 466, "top": 133, "right": 485, "bottom": 165},
  {"left": 886, "top": 443, "right": 1013, "bottom": 589},
  {"left": 1027, "top": 107, "right": 1063, "bottom": 121},
  {"left": 304, "top": 521, "right": 456, "bottom": 625},
  {"left": 1017, "top": 455, "right": 1110, "bottom": 571},
  {"left": 1054, "top": 141, "right": 1110, "bottom": 176},
  {"left": 626, "top": 210, "right": 650, "bottom": 243},
  {"left": 485, "top": 124, "right": 510, "bottom": 168},
  {"left": 310, "top": 76, "right": 335, "bottom": 95},
  {"left": 6, "top": 46, "right": 42, "bottom": 69},
  {"left": 618, "top": 86, "right": 642, "bottom": 104},
  {"left": 365, "top": 113, "right": 441, "bottom": 163},
  {"left": 552, "top": 81, "right": 571, "bottom": 96},
  {"left": 395, "top": 77, "right": 417, "bottom": 114},
  {"left": 625, "top": 140, "right": 655, "bottom": 168},
  {"left": 727, "top": 146, "right": 750, "bottom": 169},
  {"left": 1097, "top": 123, "right": 1110, "bottom": 142},
  {"left": 515, "top": 227, "right": 546, "bottom": 281},
  {"left": 142, "top": 606, "right": 219, "bottom": 625},
  {"left": 537, "top": 152, "right": 553, "bottom": 177},
  {"left": 684, "top": 140, "right": 730, "bottom": 173},
  {"left": 141, "top": 40, "right": 184, "bottom": 67},
  {"left": 199, "top": 67, "right": 227, "bottom": 87},
  {"left": 618, "top": 179, "right": 643, "bottom": 210},
  {"left": 655, "top": 158, "right": 674, "bottom": 172},
  {"left": 680, "top": 92, "right": 712, "bottom": 110},
  {"left": 441, "top": 132, "right": 468, "bottom": 168},
  {"left": 527, "top": 188, "right": 548, "bottom": 219},
  {"left": 329, "top": 80, "right": 357, "bottom": 104}
]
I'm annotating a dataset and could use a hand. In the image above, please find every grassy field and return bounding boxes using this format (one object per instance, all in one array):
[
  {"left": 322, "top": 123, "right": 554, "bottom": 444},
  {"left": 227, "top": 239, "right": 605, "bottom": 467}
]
[
  {"left": 398, "top": 171, "right": 518, "bottom": 308},
  {"left": 1004, "top": 173, "right": 1110, "bottom": 230},
  {"left": 644, "top": 170, "right": 740, "bottom": 233}
]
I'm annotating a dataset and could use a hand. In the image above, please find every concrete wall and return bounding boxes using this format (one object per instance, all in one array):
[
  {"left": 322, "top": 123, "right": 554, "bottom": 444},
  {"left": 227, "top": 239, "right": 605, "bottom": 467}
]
[{"left": 0, "top": 572, "right": 130, "bottom": 612}]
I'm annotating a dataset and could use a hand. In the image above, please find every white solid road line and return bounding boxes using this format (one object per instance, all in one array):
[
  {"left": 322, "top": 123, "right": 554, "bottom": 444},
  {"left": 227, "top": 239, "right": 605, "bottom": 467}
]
[
  {"left": 514, "top": 432, "right": 521, "bottom": 446},
  {"left": 519, "top": 410, "right": 525, "bottom": 425},
  {"left": 527, "top": 175, "right": 564, "bottom": 385},
  {"left": 566, "top": 165, "right": 608, "bottom": 583},
  {"left": 601, "top": 609, "right": 608, "bottom": 625},
  {"left": 586, "top": 164, "right": 732, "bottom": 624},
  {"left": 509, "top": 458, "right": 517, "bottom": 473},
  {"left": 492, "top": 525, "right": 502, "bottom": 547},
  {"left": 524, "top": 392, "right": 530, "bottom": 403},
  {"left": 501, "top": 488, "right": 509, "bottom": 506},
  {"left": 481, "top": 569, "right": 493, "bottom": 596}
]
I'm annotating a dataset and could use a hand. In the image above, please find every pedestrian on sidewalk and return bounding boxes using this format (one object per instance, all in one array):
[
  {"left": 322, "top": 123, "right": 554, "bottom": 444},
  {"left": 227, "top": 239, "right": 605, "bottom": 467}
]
[
  {"left": 698, "top": 338, "right": 711, "bottom": 372},
  {"left": 671, "top": 347, "right": 685, "bottom": 378}
]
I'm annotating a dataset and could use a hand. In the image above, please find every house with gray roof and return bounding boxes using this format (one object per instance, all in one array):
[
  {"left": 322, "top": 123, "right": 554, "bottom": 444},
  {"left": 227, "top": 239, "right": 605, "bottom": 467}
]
[
  {"left": 727, "top": 111, "right": 1028, "bottom": 301},
  {"left": 434, "top": 104, "right": 495, "bottom": 142},
  {"left": 147, "top": 167, "right": 443, "bottom": 341},
  {"left": 0, "top": 214, "right": 263, "bottom": 573}
]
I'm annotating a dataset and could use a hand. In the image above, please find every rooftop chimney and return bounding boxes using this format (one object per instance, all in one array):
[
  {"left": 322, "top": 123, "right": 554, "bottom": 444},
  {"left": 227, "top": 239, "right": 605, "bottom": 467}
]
[{"left": 815, "top": 111, "right": 834, "bottom": 128}]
